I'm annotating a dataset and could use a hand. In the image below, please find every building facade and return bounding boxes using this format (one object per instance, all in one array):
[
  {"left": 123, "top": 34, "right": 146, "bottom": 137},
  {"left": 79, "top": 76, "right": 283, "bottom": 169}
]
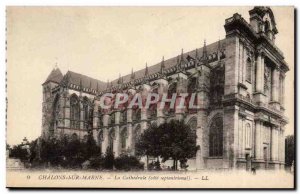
[{"left": 41, "top": 7, "right": 289, "bottom": 170}]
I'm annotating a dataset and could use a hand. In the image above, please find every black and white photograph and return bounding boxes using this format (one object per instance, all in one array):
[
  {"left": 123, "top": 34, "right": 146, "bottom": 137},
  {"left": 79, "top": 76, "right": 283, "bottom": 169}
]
[{"left": 5, "top": 5, "right": 295, "bottom": 189}]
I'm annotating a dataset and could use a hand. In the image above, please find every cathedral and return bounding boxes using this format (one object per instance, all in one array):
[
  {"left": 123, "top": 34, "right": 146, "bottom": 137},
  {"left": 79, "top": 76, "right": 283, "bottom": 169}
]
[{"left": 41, "top": 7, "right": 289, "bottom": 170}]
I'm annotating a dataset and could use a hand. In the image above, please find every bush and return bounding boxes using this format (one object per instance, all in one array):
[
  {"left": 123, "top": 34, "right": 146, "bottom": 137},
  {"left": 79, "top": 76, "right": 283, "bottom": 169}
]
[
  {"left": 114, "top": 154, "right": 144, "bottom": 171},
  {"left": 89, "top": 156, "right": 105, "bottom": 170},
  {"left": 148, "top": 160, "right": 161, "bottom": 171}
]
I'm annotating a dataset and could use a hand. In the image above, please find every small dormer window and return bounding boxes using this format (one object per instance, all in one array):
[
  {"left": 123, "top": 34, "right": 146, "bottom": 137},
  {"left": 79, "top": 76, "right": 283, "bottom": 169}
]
[{"left": 246, "top": 58, "right": 252, "bottom": 83}]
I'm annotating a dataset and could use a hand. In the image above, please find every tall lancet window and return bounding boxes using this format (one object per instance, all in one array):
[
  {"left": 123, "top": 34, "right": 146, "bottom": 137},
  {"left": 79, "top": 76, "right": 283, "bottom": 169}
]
[
  {"left": 209, "top": 116, "right": 223, "bottom": 157},
  {"left": 246, "top": 58, "right": 252, "bottom": 83},
  {"left": 82, "top": 97, "right": 91, "bottom": 130},
  {"left": 70, "top": 94, "right": 80, "bottom": 129}
]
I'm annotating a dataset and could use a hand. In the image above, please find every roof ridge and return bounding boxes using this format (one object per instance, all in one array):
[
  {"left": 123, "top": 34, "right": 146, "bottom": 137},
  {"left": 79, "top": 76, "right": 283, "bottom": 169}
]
[{"left": 110, "top": 38, "right": 226, "bottom": 85}]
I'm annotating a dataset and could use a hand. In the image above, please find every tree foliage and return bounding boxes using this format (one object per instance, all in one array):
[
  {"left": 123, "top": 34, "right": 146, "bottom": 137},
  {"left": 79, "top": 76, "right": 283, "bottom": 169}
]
[
  {"left": 136, "top": 120, "right": 199, "bottom": 170},
  {"left": 114, "top": 154, "right": 144, "bottom": 171},
  {"left": 285, "top": 135, "right": 294, "bottom": 166},
  {"left": 9, "top": 144, "right": 29, "bottom": 162}
]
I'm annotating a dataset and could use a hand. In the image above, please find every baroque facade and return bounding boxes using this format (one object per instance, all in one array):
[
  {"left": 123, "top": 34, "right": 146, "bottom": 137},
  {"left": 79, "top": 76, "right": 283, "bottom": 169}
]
[{"left": 41, "top": 7, "right": 289, "bottom": 170}]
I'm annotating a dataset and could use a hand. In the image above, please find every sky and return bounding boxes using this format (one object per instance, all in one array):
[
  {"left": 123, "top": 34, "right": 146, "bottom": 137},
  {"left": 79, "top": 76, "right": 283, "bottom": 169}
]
[{"left": 6, "top": 6, "right": 294, "bottom": 145}]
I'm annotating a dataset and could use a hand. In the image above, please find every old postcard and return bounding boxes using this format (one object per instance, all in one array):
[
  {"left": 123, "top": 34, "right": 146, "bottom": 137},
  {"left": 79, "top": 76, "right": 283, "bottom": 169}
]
[{"left": 6, "top": 6, "right": 295, "bottom": 188}]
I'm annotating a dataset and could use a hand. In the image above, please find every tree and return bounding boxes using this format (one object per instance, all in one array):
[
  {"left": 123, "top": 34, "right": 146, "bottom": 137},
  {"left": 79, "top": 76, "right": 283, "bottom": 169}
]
[
  {"left": 135, "top": 124, "right": 163, "bottom": 167},
  {"left": 9, "top": 144, "right": 28, "bottom": 162},
  {"left": 114, "top": 154, "right": 144, "bottom": 171},
  {"left": 159, "top": 120, "right": 199, "bottom": 170},
  {"left": 136, "top": 120, "right": 199, "bottom": 170},
  {"left": 285, "top": 135, "right": 294, "bottom": 167},
  {"left": 103, "top": 147, "right": 114, "bottom": 170},
  {"left": 82, "top": 133, "right": 100, "bottom": 159}
]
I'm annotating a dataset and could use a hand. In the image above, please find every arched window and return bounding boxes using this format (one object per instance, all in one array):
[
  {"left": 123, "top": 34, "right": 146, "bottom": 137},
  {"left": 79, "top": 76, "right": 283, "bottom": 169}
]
[
  {"left": 82, "top": 97, "right": 92, "bottom": 130},
  {"left": 120, "top": 128, "right": 127, "bottom": 152},
  {"left": 133, "top": 125, "right": 141, "bottom": 153},
  {"left": 210, "top": 65, "right": 225, "bottom": 106},
  {"left": 209, "top": 116, "right": 223, "bottom": 157},
  {"left": 187, "top": 117, "right": 197, "bottom": 140},
  {"left": 51, "top": 95, "right": 60, "bottom": 133},
  {"left": 165, "top": 82, "right": 177, "bottom": 115},
  {"left": 148, "top": 88, "right": 158, "bottom": 119},
  {"left": 187, "top": 117, "right": 197, "bottom": 135},
  {"left": 70, "top": 94, "right": 80, "bottom": 129},
  {"left": 246, "top": 58, "right": 252, "bottom": 82}
]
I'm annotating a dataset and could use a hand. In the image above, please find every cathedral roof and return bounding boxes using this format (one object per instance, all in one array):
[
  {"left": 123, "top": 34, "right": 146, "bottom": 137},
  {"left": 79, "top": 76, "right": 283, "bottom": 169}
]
[
  {"left": 47, "top": 39, "right": 226, "bottom": 92},
  {"left": 43, "top": 67, "right": 63, "bottom": 85},
  {"left": 110, "top": 39, "right": 226, "bottom": 86},
  {"left": 64, "top": 71, "right": 107, "bottom": 92}
]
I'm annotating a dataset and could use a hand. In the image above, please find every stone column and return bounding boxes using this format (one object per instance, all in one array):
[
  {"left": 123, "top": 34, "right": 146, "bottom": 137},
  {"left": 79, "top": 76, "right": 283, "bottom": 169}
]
[
  {"left": 271, "top": 68, "right": 279, "bottom": 102},
  {"left": 141, "top": 107, "right": 148, "bottom": 133},
  {"left": 254, "top": 52, "right": 266, "bottom": 105},
  {"left": 255, "top": 121, "right": 263, "bottom": 160},
  {"left": 157, "top": 101, "right": 165, "bottom": 125},
  {"left": 92, "top": 101, "right": 99, "bottom": 142},
  {"left": 271, "top": 68, "right": 280, "bottom": 110},
  {"left": 113, "top": 125, "right": 120, "bottom": 156},
  {"left": 126, "top": 108, "right": 133, "bottom": 154},
  {"left": 279, "top": 127, "right": 285, "bottom": 163},
  {"left": 113, "top": 111, "right": 121, "bottom": 156},
  {"left": 281, "top": 75, "right": 286, "bottom": 108},
  {"left": 101, "top": 114, "right": 109, "bottom": 154},
  {"left": 241, "top": 117, "right": 246, "bottom": 158},
  {"left": 278, "top": 129, "right": 282, "bottom": 163},
  {"left": 196, "top": 108, "right": 208, "bottom": 170},
  {"left": 157, "top": 79, "right": 168, "bottom": 125},
  {"left": 63, "top": 94, "right": 70, "bottom": 129},
  {"left": 141, "top": 84, "right": 150, "bottom": 132},
  {"left": 255, "top": 52, "right": 264, "bottom": 93},
  {"left": 127, "top": 123, "right": 133, "bottom": 154},
  {"left": 175, "top": 95, "right": 185, "bottom": 121},
  {"left": 80, "top": 100, "right": 84, "bottom": 130},
  {"left": 271, "top": 126, "right": 277, "bottom": 161},
  {"left": 238, "top": 118, "right": 243, "bottom": 158},
  {"left": 195, "top": 65, "right": 210, "bottom": 170},
  {"left": 223, "top": 106, "right": 239, "bottom": 169},
  {"left": 175, "top": 76, "right": 187, "bottom": 121}
]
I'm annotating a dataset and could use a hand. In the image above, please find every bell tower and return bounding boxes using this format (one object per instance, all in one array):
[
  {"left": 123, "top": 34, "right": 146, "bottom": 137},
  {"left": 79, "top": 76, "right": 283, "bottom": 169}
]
[
  {"left": 249, "top": 6, "right": 278, "bottom": 43},
  {"left": 41, "top": 67, "right": 63, "bottom": 139}
]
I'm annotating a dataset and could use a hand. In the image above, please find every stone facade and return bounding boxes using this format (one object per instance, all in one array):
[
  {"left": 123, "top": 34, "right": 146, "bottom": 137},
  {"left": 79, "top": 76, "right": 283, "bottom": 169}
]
[{"left": 41, "top": 7, "right": 288, "bottom": 170}]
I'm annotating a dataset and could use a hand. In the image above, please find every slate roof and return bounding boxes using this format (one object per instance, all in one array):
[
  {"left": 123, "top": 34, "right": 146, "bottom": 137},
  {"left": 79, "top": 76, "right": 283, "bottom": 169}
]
[
  {"left": 43, "top": 68, "right": 63, "bottom": 85},
  {"left": 64, "top": 71, "right": 107, "bottom": 92},
  {"left": 110, "top": 39, "right": 226, "bottom": 86},
  {"left": 44, "top": 39, "right": 226, "bottom": 92}
]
